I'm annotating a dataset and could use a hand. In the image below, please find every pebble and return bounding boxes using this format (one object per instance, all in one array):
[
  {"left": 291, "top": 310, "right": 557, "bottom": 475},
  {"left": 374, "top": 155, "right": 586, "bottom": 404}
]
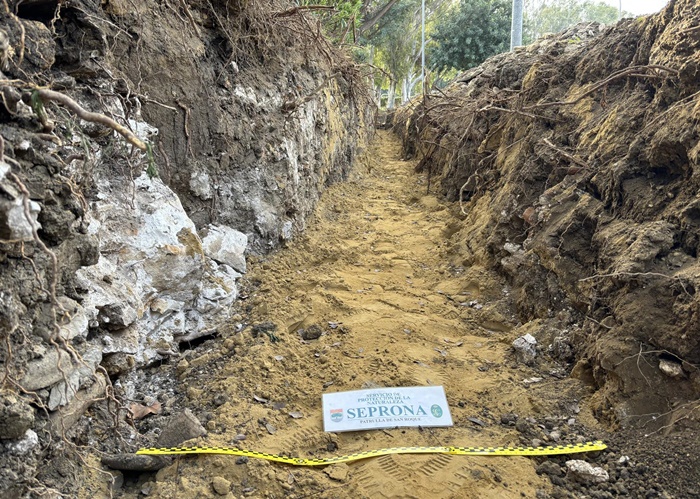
[
  {"left": 500, "top": 413, "right": 518, "bottom": 425},
  {"left": 301, "top": 325, "right": 323, "bottom": 340},
  {"left": 658, "top": 359, "right": 684, "bottom": 378},
  {"left": 536, "top": 461, "right": 563, "bottom": 477},
  {"left": 515, "top": 419, "right": 530, "bottom": 433},
  {"left": 211, "top": 476, "right": 231, "bottom": 495}
]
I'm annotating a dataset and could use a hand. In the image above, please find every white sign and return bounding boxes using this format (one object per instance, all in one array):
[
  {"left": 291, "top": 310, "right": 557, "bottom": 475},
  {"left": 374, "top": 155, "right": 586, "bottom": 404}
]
[{"left": 322, "top": 386, "right": 453, "bottom": 432}]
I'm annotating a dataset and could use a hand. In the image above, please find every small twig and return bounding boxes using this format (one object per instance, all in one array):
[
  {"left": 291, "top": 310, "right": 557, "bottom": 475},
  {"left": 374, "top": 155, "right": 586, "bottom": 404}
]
[
  {"left": 143, "top": 97, "right": 178, "bottom": 111},
  {"left": 643, "top": 400, "right": 700, "bottom": 437},
  {"left": 580, "top": 271, "right": 681, "bottom": 282},
  {"left": 458, "top": 173, "right": 480, "bottom": 215},
  {"left": 176, "top": 100, "right": 193, "bottom": 158},
  {"left": 635, "top": 343, "right": 652, "bottom": 387},
  {"left": 178, "top": 0, "right": 201, "bottom": 36},
  {"left": 157, "top": 141, "right": 172, "bottom": 181},
  {"left": 540, "top": 138, "right": 590, "bottom": 169},
  {"left": 477, "top": 104, "right": 545, "bottom": 120},
  {"left": 584, "top": 316, "right": 612, "bottom": 330},
  {"left": 614, "top": 347, "right": 699, "bottom": 370},
  {"left": 32, "top": 89, "right": 147, "bottom": 151}
]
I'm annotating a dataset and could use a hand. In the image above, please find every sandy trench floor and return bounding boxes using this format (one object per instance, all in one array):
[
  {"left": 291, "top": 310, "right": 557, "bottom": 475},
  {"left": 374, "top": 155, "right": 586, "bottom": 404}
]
[{"left": 137, "top": 130, "right": 601, "bottom": 499}]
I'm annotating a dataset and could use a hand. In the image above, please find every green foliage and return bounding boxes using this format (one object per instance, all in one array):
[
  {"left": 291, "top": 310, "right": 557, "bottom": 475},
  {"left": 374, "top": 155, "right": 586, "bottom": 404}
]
[
  {"left": 30, "top": 90, "right": 48, "bottom": 125},
  {"left": 145, "top": 143, "right": 158, "bottom": 179},
  {"left": 368, "top": 0, "right": 421, "bottom": 80},
  {"left": 524, "top": 0, "right": 632, "bottom": 42},
  {"left": 428, "top": 0, "right": 511, "bottom": 73},
  {"left": 300, "top": 0, "right": 363, "bottom": 40}
]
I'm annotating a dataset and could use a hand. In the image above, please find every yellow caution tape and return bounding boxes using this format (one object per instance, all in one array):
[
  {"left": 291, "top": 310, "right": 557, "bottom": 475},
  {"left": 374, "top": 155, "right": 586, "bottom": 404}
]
[{"left": 136, "top": 440, "right": 606, "bottom": 466}]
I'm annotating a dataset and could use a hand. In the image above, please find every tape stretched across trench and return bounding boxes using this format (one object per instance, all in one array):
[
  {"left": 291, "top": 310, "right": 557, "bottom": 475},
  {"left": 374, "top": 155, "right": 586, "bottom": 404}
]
[{"left": 136, "top": 440, "right": 607, "bottom": 466}]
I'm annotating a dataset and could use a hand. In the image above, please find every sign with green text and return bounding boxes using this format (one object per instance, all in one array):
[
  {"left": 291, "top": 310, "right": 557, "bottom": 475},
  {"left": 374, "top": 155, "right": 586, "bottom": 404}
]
[{"left": 322, "top": 386, "right": 453, "bottom": 432}]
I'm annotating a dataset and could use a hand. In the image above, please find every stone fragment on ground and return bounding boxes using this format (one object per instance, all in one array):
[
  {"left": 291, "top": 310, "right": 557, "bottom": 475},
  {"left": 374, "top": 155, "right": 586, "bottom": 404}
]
[
  {"left": 658, "top": 359, "right": 684, "bottom": 378},
  {"left": 157, "top": 408, "right": 207, "bottom": 447},
  {"left": 512, "top": 334, "right": 537, "bottom": 364},
  {"left": 101, "top": 453, "right": 171, "bottom": 472},
  {"left": 211, "top": 476, "right": 231, "bottom": 495},
  {"left": 565, "top": 459, "right": 609, "bottom": 484},
  {"left": 300, "top": 324, "right": 323, "bottom": 340}
]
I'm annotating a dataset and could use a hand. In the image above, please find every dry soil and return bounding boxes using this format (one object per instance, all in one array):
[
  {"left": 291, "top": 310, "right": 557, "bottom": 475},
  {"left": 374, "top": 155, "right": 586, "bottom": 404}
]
[{"left": 128, "top": 131, "right": 611, "bottom": 499}]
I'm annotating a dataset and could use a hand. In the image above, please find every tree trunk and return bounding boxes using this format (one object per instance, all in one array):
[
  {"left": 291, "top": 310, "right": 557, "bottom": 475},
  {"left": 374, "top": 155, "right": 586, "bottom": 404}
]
[
  {"left": 408, "top": 75, "right": 422, "bottom": 97},
  {"left": 387, "top": 79, "right": 397, "bottom": 109},
  {"left": 368, "top": 46, "right": 380, "bottom": 107}
]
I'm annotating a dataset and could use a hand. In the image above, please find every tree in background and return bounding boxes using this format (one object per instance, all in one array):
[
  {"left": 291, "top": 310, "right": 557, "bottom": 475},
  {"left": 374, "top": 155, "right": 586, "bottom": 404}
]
[
  {"left": 300, "top": 0, "right": 636, "bottom": 108},
  {"left": 364, "top": 0, "right": 420, "bottom": 108},
  {"left": 362, "top": 0, "right": 448, "bottom": 108},
  {"left": 524, "top": 0, "right": 631, "bottom": 42},
  {"left": 428, "top": 0, "right": 511, "bottom": 73}
]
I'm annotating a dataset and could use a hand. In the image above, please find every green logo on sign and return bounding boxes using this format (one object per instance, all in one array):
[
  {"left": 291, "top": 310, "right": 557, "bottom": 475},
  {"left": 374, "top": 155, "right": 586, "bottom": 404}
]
[{"left": 430, "top": 404, "right": 443, "bottom": 418}]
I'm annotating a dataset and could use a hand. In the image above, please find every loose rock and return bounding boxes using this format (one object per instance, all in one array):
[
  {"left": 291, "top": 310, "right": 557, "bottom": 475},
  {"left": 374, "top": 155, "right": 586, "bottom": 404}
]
[
  {"left": 301, "top": 324, "right": 323, "bottom": 340},
  {"left": 97, "top": 303, "right": 138, "bottom": 330},
  {"left": 512, "top": 334, "right": 537, "bottom": 364},
  {"left": 565, "top": 459, "right": 609, "bottom": 484},
  {"left": 101, "top": 454, "right": 171, "bottom": 471},
  {"left": 20, "top": 349, "right": 75, "bottom": 391},
  {"left": 211, "top": 476, "right": 231, "bottom": 495},
  {"left": 658, "top": 359, "right": 684, "bottom": 378},
  {"left": 157, "top": 409, "right": 207, "bottom": 447},
  {"left": 7, "top": 429, "right": 39, "bottom": 455}
]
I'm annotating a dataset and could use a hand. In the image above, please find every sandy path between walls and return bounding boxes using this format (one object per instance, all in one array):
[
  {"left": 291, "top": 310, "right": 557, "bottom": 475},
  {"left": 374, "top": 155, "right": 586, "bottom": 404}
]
[{"left": 147, "top": 131, "right": 598, "bottom": 498}]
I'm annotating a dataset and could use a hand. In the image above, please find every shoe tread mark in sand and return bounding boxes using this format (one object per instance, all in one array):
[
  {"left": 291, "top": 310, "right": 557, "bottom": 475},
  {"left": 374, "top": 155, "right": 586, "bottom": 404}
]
[{"left": 353, "top": 453, "right": 475, "bottom": 498}]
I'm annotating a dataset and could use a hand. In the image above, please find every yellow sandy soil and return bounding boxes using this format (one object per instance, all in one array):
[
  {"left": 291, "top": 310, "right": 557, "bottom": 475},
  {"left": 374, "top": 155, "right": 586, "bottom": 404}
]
[{"left": 141, "top": 131, "right": 597, "bottom": 499}]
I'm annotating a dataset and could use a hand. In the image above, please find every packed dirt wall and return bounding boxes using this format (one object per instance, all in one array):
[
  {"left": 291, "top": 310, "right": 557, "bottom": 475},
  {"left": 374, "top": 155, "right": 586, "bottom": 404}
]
[
  {"left": 395, "top": 0, "right": 700, "bottom": 429},
  {"left": 0, "top": 0, "right": 371, "bottom": 495}
]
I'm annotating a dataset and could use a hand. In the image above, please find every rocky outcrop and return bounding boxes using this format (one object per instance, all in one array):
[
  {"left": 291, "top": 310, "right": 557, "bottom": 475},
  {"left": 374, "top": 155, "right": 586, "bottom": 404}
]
[
  {"left": 0, "top": 0, "right": 371, "bottom": 495},
  {"left": 395, "top": 0, "right": 700, "bottom": 426}
]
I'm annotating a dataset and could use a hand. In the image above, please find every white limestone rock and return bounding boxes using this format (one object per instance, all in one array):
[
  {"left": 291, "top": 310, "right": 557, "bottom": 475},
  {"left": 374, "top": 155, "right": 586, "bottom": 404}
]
[
  {"left": 512, "top": 334, "right": 537, "bottom": 364},
  {"left": 76, "top": 173, "right": 242, "bottom": 366},
  {"left": 565, "top": 460, "right": 609, "bottom": 484},
  {"left": 201, "top": 224, "right": 248, "bottom": 273}
]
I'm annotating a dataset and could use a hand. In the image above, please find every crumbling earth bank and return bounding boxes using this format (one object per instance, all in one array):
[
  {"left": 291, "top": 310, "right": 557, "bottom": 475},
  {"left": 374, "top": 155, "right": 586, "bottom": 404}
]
[
  {"left": 0, "top": 0, "right": 371, "bottom": 495},
  {"left": 395, "top": 0, "right": 700, "bottom": 428}
]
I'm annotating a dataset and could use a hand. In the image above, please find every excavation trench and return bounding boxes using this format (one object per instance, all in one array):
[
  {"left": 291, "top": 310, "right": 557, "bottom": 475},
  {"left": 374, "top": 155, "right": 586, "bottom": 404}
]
[{"left": 113, "top": 131, "right": 609, "bottom": 498}]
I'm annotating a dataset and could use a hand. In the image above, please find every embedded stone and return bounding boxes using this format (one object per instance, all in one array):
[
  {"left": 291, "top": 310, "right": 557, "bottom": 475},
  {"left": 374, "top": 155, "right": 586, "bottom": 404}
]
[{"left": 201, "top": 225, "right": 248, "bottom": 273}]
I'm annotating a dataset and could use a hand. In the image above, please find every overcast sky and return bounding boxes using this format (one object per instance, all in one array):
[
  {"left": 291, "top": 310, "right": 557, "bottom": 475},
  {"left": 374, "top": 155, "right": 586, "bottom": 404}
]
[{"left": 600, "top": 0, "right": 669, "bottom": 15}]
